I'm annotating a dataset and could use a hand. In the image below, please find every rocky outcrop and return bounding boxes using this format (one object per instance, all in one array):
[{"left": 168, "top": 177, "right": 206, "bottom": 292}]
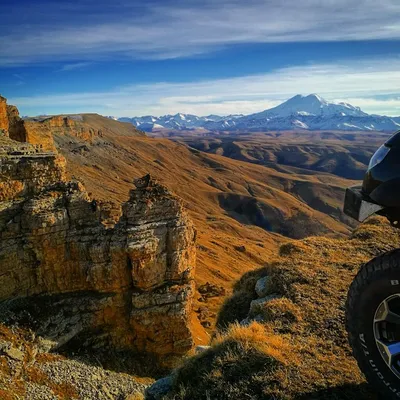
[
  {"left": 0, "top": 96, "right": 29, "bottom": 143},
  {"left": 22, "top": 112, "right": 144, "bottom": 150},
  {"left": 23, "top": 116, "right": 92, "bottom": 150},
  {"left": 1, "top": 95, "right": 143, "bottom": 153},
  {"left": 0, "top": 96, "right": 9, "bottom": 134},
  {"left": 0, "top": 141, "right": 64, "bottom": 202},
  {"left": 7, "top": 103, "right": 27, "bottom": 143},
  {"left": 0, "top": 98, "right": 196, "bottom": 361}
]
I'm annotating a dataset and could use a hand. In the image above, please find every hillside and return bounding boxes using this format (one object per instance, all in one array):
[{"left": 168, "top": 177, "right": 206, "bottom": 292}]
[
  {"left": 23, "top": 113, "right": 145, "bottom": 141},
  {"left": 181, "top": 132, "right": 388, "bottom": 179},
  {"left": 160, "top": 217, "right": 400, "bottom": 399}
]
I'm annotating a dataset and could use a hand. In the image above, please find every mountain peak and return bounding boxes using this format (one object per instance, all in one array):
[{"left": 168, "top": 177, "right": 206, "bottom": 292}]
[
  {"left": 288, "top": 93, "right": 326, "bottom": 102},
  {"left": 286, "top": 93, "right": 328, "bottom": 106},
  {"left": 306, "top": 93, "right": 329, "bottom": 104},
  {"left": 307, "top": 93, "right": 324, "bottom": 100},
  {"left": 255, "top": 93, "right": 364, "bottom": 119}
]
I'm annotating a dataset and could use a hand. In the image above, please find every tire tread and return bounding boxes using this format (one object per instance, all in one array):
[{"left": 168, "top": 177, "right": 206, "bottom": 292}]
[{"left": 346, "top": 249, "right": 400, "bottom": 397}]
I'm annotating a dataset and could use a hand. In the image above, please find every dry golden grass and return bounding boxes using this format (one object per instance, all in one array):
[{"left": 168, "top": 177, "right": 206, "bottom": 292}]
[
  {"left": 257, "top": 298, "right": 303, "bottom": 329},
  {"left": 213, "top": 322, "right": 292, "bottom": 364},
  {"left": 165, "top": 322, "right": 295, "bottom": 400},
  {"left": 166, "top": 218, "right": 400, "bottom": 399},
  {"left": 125, "top": 392, "right": 145, "bottom": 400}
]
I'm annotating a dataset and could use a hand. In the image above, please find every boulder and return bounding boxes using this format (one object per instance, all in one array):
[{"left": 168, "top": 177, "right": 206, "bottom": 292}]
[
  {"left": 255, "top": 276, "right": 270, "bottom": 298},
  {"left": 195, "top": 345, "right": 211, "bottom": 354},
  {"left": 145, "top": 376, "right": 173, "bottom": 400}
]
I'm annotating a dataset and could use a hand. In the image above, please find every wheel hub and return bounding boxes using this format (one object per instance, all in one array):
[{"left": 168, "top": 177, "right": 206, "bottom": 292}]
[{"left": 374, "top": 294, "right": 400, "bottom": 378}]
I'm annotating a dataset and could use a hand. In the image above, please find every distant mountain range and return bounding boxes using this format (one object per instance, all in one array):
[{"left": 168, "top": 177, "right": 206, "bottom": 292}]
[{"left": 111, "top": 94, "right": 400, "bottom": 132}]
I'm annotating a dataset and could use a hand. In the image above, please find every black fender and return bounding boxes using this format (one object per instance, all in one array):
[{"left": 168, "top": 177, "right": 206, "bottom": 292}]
[{"left": 370, "top": 177, "right": 400, "bottom": 208}]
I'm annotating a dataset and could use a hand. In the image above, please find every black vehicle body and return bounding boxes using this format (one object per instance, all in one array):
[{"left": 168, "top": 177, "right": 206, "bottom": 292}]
[
  {"left": 344, "top": 130, "right": 400, "bottom": 399},
  {"left": 344, "top": 130, "right": 400, "bottom": 225}
]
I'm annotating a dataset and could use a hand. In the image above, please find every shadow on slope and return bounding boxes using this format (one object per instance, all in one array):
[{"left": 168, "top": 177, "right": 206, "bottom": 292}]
[
  {"left": 294, "top": 383, "right": 375, "bottom": 400},
  {"left": 218, "top": 193, "right": 331, "bottom": 239},
  {"left": 183, "top": 136, "right": 377, "bottom": 180}
]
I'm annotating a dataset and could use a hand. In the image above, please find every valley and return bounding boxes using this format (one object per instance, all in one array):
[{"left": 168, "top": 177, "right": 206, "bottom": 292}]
[
  {"left": 48, "top": 114, "right": 386, "bottom": 339},
  {"left": 33, "top": 111, "right": 394, "bottom": 336},
  {"left": 53, "top": 116, "right": 361, "bottom": 274},
  {"left": 179, "top": 131, "right": 389, "bottom": 179}
]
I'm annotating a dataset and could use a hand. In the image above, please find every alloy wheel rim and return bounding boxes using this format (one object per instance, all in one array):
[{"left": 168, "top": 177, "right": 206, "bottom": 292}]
[{"left": 374, "top": 294, "right": 400, "bottom": 379}]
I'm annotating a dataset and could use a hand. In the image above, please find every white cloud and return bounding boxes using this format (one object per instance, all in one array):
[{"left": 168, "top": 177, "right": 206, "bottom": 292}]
[
  {"left": 0, "top": 0, "right": 400, "bottom": 64},
  {"left": 333, "top": 97, "right": 400, "bottom": 116},
  {"left": 9, "top": 58, "right": 400, "bottom": 116},
  {"left": 59, "top": 62, "right": 92, "bottom": 71}
]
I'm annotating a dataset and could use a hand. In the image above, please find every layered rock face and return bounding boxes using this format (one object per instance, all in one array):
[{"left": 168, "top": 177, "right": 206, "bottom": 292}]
[
  {"left": 0, "top": 97, "right": 196, "bottom": 360},
  {"left": 1, "top": 95, "right": 131, "bottom": 152},
  {"left": 23, "top": 116, "right": 94, "bottom": 150},
  {"left": 0, "top": 96, "right": 9, "bottom": 134},
  {"left": 0, "top": 95, "right": 30, "bottom": 143}
]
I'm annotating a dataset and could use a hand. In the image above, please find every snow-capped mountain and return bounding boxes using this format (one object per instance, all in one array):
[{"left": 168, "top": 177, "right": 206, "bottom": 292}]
[
  {"left": 231, "top": 95, "right": 399, "bottom": 131},
  {"left": 116, "top": 94, "right": 400, "bottom": 132},
  {"left": 245, "top": 94, "right": 367, "bottom": 121},
  {"left": 119, "top": 113, "right": 228, "bottom": 131}
]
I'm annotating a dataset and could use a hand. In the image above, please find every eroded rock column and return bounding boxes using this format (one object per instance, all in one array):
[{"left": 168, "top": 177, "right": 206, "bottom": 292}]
[{"left": 121, "top": 175, "right": 196, "bottom": 355}]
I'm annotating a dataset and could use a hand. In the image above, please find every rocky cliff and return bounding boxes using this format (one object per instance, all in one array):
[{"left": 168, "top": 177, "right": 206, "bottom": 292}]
[
  {"left": 0, "top": 96, "right": 9, "bottom": 134},
  {"left": 0, "top": 96, "right": 29, "bottom": 144},
  {"left": 0, "top": 97, "right": 196, "bottom": 362},
  {"left": 23, "top": 112, "right": 145, "bottom": 150}
]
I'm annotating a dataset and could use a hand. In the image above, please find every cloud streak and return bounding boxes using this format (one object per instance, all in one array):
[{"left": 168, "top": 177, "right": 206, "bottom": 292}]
[
  {"left": 59, "top": 62, "right": 92, "bottom": 72},
  {"left": 9, "top": 57, "right": 400, "bottom": 116},
  {"left": 1, "top": 0, "right": 400, "bottom": 64}
]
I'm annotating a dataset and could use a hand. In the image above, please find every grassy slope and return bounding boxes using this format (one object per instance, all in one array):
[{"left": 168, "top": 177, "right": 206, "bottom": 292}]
[{"left": 165, "top": 218, "right": 400, "bottom": 399}]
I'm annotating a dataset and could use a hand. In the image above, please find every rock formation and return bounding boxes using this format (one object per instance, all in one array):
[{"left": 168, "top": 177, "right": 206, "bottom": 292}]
[
  {"left": 0, "top": 95, "right": 31, "bottom": 144},
  {"left": 22, "top": 115, "right": 94, "bottom": 150},
  {"left": 0, "top": 96, "right": 9, "bottom": 134},
  {"left": 0, "top": 96, "right": 196, "bottom": 361}
]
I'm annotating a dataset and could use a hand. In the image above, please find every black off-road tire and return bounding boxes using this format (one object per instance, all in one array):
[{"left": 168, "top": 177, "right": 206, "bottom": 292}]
[{"left": 346, "top": 249, "right": 400, "bottom": 399}]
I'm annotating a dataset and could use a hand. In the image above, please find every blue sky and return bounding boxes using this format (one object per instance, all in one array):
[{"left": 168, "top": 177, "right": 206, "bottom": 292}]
[{"left": 1, "top": 0, "right": 400, "bottom": 117}]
